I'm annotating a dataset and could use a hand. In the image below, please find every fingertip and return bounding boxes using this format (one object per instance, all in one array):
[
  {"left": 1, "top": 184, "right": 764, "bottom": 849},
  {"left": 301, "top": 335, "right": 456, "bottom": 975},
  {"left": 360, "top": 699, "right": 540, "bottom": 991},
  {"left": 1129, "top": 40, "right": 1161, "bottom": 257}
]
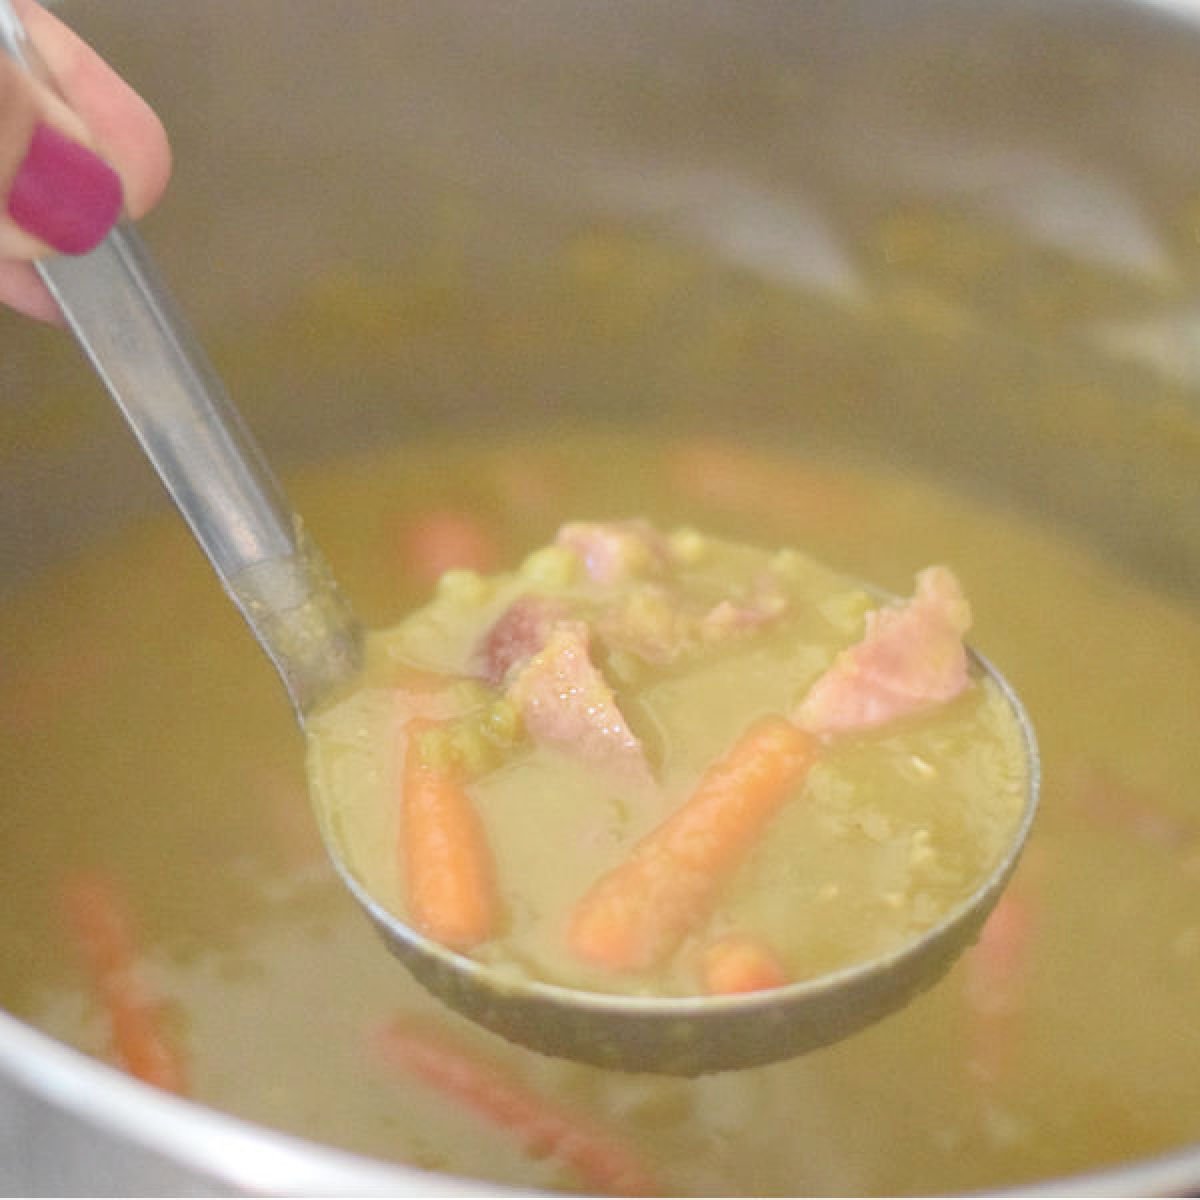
[
  {"left": 1, "top": 1, "right": 171, "bottom": 320},
  {"left": 0, "top": 259, "right": 64, "bottom": 324},
  {"left": 18, "top": 0, "right": 173, "bottom": 220},
  {"left": 7, "top": 122, "right": 123, "bottom": 255},
  {"left": 122, "top": 104, "right": 171, "bottom": 221}
]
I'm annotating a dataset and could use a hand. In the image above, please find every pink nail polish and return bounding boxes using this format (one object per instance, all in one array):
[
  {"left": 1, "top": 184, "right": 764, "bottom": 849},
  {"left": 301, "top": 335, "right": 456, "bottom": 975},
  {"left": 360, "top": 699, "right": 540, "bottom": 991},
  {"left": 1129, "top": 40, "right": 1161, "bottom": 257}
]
[{"left": 6, "top": 122, "right": 123, "bottom": 255}]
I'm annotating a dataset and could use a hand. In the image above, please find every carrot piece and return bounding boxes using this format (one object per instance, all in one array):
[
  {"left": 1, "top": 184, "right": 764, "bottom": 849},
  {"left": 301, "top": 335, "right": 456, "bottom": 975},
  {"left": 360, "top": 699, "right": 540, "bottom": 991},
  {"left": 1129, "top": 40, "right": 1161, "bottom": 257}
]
[
  {"left": 701, "top": 934, "right": 789, "bottom": 994},
  {"left": 489, "top": 452, "right": 566, "bottom": 519},
  {"left": 0, "top": 646, "right": 110, "bottom": 736},
  {"left": 664, "top": 437, "right": 868, "bottom": 536},
  {"left": 568, "top": 716, "right": 818, "bottom": 972},
  {"left": 963, "top": 889, "right": 1035, "bottom": 1084},
  {"left": 1069, "top": 762, "right": 1194, "bottom": 850},
  {"left": 59, "top": 870, "right": 188, "bottom": 1094},
  {"left": 372, "top": 1016, "right": 658, "bottom": 1196},
  {"left": 397, "top": 507, "right": 499, "bottom": 589},
  {"left": 401, "top": 718, "right": 500, "bottom": 949}
]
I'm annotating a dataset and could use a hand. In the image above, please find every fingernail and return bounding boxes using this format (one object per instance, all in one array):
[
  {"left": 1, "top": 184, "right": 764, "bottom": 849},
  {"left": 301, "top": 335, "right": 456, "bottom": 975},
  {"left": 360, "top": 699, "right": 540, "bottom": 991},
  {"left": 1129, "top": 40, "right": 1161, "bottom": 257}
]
[{"left": 6, "top": 122, "right": 123, "bottom": 255}]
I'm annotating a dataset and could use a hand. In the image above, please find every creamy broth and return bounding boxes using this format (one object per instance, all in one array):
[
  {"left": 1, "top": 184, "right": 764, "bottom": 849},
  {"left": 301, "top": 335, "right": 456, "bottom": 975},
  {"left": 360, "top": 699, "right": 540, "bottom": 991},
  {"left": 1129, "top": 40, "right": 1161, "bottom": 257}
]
[
  {"left": 306, "top": 526, "right": 1027, "bottom": 996},
  {"left": 0, "top": 432, "right": 1198, "bottom": 1194}
]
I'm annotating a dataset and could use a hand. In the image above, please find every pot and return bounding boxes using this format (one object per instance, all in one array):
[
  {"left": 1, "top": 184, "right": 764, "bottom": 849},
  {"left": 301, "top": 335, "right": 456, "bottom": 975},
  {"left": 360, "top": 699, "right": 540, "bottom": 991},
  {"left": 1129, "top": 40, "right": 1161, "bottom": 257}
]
[{"left": 1, "top": 0, "right": 1198, "bottom": 1193}]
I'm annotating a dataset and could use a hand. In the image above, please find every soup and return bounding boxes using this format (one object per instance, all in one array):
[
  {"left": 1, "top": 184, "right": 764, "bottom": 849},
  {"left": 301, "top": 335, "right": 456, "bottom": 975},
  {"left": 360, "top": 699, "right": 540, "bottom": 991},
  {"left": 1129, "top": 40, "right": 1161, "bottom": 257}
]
[
  {"left": 0, "top": 431, "right": 1196, "bottom": 1194},
  {"left": 307, "top": 523, "right": 1027, "bottom": 997}
]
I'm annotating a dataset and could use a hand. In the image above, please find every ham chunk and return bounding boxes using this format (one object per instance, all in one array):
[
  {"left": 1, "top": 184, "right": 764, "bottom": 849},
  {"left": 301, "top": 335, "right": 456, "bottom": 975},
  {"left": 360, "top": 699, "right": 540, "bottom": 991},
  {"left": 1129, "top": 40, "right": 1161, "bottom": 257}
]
[
  {"left": 699, "top": 574, "right": 788, "bottom": 644},
  {"left": 477, "top": 594, "right": 569, "bottom": 686},
  {"left": 795, "top": 565, "right": 972, "bottom": 735},
  {"left": 596, "top": 575, "right": 788, "bottom": 665},
  {"left": 506, "top": 623, "right": 653, "bottom": 785},
  {"left": 596, "top": 584, "right": 689, "bottom": 665},
  {"left": 555, "top": 520, "right": 669, "bottom": 586}
]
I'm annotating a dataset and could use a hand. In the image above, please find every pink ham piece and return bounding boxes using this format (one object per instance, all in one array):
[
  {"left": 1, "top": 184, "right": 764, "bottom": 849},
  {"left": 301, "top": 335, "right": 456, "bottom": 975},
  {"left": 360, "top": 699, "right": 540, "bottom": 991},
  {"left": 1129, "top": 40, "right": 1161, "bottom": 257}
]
[
  {"left": 596, "top": 575, "right": 789, "bottom": 666},
  {"left": 477, "top": 594, "right": 570, "bottom": 686},
  {"left": 699, "top": 573, "right": 788, "bottom": 643},
  {"left": 505, "top": 623, "right": 653, "bottom": 785},
  {"left": 795, "top": 565, "right": 972, "bottom": 735},
  {"left": 555, "top": 520, "right": 669, "bottom": 586},
  {"left": 595, "top": 584, "right": 687, "bottom": 665}
]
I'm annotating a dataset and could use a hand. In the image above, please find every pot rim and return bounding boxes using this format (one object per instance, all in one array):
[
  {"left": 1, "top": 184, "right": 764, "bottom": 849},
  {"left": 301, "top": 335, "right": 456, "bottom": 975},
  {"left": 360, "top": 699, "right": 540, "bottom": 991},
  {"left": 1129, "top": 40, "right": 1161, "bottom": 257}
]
[
  {"left": 4, "top": 0, "right": 1198, "bottom": 1192},
  {"left": 3, "top": 1003, "right": 1198, "bottom": 1196},
  {"left": 0, "top": 1007, "right": 493, "bottom": 1196}
]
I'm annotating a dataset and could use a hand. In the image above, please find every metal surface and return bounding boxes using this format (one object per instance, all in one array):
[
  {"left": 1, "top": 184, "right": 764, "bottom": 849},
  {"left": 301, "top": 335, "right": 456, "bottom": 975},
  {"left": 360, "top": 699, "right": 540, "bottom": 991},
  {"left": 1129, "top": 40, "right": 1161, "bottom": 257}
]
[
  {"left": 0, "top": 0, "right": 1040, "bottom": 1079},
  {"left": 328, "top": 647, "right": 1038, "bottom": 1074},
  {"left": 0, "top": 0, "right": 1197, "bottom": 1192}
]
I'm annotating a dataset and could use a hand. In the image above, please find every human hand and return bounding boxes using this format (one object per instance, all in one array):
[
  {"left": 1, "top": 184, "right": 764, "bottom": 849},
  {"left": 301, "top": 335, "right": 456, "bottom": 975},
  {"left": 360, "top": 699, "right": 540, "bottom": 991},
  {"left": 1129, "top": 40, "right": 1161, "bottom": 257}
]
[{"left": 1, "top": 0, "right": 170, "bottom": 321}]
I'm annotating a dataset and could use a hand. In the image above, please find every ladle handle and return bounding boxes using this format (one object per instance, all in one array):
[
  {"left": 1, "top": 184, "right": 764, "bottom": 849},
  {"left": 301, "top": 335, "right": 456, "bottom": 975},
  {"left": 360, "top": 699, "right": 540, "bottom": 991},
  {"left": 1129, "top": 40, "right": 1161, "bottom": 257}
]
[{"left": 0, "top": 3, "right": 361, "bottom": 717}]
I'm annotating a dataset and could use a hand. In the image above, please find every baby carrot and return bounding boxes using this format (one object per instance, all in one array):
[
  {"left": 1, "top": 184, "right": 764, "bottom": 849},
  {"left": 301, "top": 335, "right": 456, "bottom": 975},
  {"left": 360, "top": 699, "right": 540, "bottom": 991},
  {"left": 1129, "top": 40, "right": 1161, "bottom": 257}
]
[
  {"left": 372, "top": 1016, "right": 658, "bottom": 1196},
  {"left": 397, "top": 507, "right": 499, "bottom": 589},
  {"left": 963, "top": 889, "right": 1035, "bottom": 1085},
  {"left": 1069, "top": 762, "right": 1194, "bottom": 850},
  {"left": 664, "top": 437, "right": 868, "bottom": 537},
  {"left": 401, "top": 718, "right": 500, "bottom": 950},
  {"left": 568, "top": 715, "right": 818, "bottom": 973},
  {"left": 701, "top": 933, "right": 789, "bottom": 994},
  {"left": 59, "top": 870, "right": 188, "bottom": 1095}
]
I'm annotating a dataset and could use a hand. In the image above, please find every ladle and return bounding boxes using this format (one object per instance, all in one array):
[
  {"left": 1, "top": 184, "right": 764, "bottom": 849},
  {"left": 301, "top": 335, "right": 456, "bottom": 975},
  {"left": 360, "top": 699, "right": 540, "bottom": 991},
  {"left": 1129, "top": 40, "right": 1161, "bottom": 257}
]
[{"left": 1, "top": 0, "right": 1039, "bottom": 1075}]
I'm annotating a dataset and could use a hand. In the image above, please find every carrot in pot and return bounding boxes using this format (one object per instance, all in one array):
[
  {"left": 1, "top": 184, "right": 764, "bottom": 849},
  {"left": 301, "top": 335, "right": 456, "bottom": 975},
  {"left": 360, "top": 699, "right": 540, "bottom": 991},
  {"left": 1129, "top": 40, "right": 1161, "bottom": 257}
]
[
  {"left": 401, "top": 718, "right": 500, "bottom": 950},
  {"left": 664, "top": 437, "right": 868, "bottom": 536},
  {"left": 372, "top": 1016, "right": 658, "bottom": 1196},
  {"left": 701, "top": 933, "right": 789, "bottom": 994},
  {"left": 963, "top": 888, "right": 1035, "bottom": 1085},
  {"left": 1067, "top": 762, "right": 1195, "bottom": 851},
  {"left": 568, "top": 715, "right": 818, "bottom": 973},
  {"left": 59, "top": 869, "right": 188, "bottom": 1095},
  {"left": 0, "top": 645, "right": 110, "bottom": 736},
  {"left": 253, "top": 761, "right": 332, "bottom": 876},
  {"left": 396, "top": 507, "right": 499, "bottom": 589}
]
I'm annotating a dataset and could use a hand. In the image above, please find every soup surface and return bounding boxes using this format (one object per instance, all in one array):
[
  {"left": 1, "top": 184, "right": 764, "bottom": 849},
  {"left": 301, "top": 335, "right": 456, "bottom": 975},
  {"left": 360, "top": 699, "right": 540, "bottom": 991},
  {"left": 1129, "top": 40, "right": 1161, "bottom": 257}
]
[
  {"left": 1, "top": 432, "right": 1198, "bottom": 1195},
  {"left": 307, "top": 523, "right": 1027, "bottom": 996}
]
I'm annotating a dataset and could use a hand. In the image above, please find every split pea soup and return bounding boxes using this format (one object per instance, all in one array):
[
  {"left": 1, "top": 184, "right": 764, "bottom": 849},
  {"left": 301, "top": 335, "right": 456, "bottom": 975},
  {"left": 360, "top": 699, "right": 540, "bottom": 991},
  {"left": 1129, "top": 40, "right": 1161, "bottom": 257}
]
[
  {"left": 306, "top": 520, "right": 1029, "bottom": 997},
  {"left": 3, "top": 433, "right": 1198, "bottom": 1196}
]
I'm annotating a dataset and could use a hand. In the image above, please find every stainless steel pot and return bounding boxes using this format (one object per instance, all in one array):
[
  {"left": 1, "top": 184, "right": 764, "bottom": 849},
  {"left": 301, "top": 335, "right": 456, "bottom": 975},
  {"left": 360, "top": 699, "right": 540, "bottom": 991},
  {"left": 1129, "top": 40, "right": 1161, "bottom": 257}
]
[{"left": 1, "top": 1, "right": 1198, "bottom": 1192}]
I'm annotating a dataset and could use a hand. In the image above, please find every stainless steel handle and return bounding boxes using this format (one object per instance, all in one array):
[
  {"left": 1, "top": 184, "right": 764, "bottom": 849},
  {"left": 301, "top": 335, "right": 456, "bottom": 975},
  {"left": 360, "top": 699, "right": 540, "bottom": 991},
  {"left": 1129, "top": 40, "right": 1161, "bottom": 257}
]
[{"left": 0, "top": 0, "right": 361, "bottom": 717}]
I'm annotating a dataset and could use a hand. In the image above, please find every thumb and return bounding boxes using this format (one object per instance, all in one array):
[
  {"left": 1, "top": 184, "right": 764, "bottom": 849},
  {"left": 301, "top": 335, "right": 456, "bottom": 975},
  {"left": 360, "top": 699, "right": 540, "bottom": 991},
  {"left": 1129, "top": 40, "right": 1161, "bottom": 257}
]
[{"left": 0, "top": 49, "right": 123, "bottom": 260}]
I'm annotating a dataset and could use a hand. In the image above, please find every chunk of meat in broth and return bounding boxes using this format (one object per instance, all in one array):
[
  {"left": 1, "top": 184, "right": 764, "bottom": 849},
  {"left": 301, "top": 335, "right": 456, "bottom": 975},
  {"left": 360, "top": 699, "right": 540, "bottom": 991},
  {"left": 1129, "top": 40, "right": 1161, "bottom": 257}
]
[
  {"left": 555, "top": 519, "right": 669, "bottom": 586},
  {"left": 505, "top": 622, "right": 653, "bottom": 786},
  {"left": 477, "top": 594, "right": 570, "bottom": 686},
  {"left": 796, "top": 565, "right": 972, "bottom": 735}
]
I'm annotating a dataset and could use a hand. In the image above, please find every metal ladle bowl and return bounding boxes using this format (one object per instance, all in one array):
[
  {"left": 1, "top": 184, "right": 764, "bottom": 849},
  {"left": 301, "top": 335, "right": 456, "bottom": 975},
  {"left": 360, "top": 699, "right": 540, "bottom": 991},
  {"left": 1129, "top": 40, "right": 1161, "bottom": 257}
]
[
  {"left": 0, "top": 0, "right": 1038, "bottom": 1077},
  {"left": 337, "top": 661, "right": 1037, "bottom": 1074}
]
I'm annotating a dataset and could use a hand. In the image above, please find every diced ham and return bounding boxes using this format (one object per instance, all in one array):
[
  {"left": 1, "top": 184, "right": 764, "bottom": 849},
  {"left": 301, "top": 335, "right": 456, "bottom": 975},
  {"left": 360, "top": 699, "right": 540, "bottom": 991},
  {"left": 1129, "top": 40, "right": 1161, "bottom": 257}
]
[
  {"left": 555, "top": 520, "right": 669, "bottom": 586},
  {"left": 596, "top": 575, "right": 788, "bottom": 665},
  {"left": 477, "top": 594, "right": 569, "bottom": 686},
  {"left": 596, "top": 584, "right": 688, "bottom": 665},
  {"left": 699, "top": 573, "right": 788, "bottom": 643},
  {"left": 505, "top": 623, "right": 653, "bottom": 785},
  {"left": 795, "top": 565, "right": 972, "bottom": 735}
]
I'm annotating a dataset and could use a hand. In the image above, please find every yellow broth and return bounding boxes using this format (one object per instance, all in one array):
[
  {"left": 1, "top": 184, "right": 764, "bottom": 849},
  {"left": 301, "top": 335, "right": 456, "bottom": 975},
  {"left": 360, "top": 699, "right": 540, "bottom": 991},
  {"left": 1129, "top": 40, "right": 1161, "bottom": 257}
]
[
  {"left": 0, "top": 432, "right": 1198, "bottom": 1194},
  {"left": 306, "top": 528, "right": 1027, "bottom": 995}
]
